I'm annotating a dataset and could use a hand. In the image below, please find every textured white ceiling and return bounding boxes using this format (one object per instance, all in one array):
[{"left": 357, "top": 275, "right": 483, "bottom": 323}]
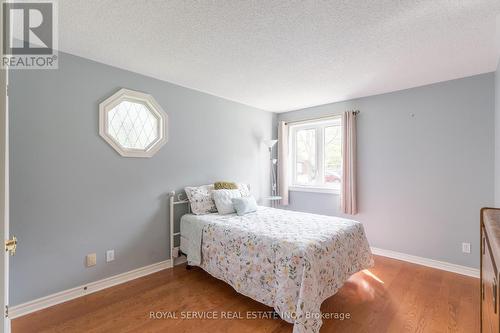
[{"left": 59, "top": 1, "right": 500, "bottom": 112}]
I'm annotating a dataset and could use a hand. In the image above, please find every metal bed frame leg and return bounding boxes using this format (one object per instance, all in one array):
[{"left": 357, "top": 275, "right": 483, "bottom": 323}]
[{"left": 178, "top": 249, "right": 192, "bottom": 270}]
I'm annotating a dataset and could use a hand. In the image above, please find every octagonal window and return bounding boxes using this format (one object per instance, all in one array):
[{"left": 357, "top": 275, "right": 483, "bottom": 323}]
[
  {"left": 108, "top": 101, "right": 159, "bottom": 150},
  {"left": 99, "top": 89, "right": 168, "bottom": 157}
]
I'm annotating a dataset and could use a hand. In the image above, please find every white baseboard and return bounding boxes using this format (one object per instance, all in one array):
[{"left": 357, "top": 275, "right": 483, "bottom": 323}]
[
  {"left": 9, "top": 248, "right": 479, "bottom": 320},
  {"left": 371, "top": 247, "right": 479, "bottom": 278},
  {"left": 10, "top": 259, "right": 173, "bottom": 319}
]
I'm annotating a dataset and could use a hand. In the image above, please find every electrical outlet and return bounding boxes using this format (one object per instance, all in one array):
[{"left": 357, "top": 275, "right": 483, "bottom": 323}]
[
  {"left": 106, "top": 249, "right": 115, "bottom": 262},
  {"left": 462, "top": 242, "right": 471, "bottom": 254},
  {"left": 86, "top": 253, "right": 96, "bottom": 267}
]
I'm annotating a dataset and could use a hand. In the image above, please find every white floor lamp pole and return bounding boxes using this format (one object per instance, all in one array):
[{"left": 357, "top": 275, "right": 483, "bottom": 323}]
[{"left": 263, "top": 139, "right": 279, "bottom": 207}]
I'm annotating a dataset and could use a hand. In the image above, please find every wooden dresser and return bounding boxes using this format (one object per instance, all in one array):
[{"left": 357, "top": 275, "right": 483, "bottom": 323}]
[{"left": 481, "top": 208, "right": 500, "bottom": 333}]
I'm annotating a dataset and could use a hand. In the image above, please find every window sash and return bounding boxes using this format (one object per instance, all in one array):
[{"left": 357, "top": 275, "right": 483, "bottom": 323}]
[{"left": 289, "top": 117, "right": 341, "bottom": 189}]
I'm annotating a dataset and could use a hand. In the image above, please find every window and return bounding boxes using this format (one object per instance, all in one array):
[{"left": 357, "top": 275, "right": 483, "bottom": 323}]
[
  {"left": 99, "top": 88, "right": 168, "bottom": 158},
  {"left": 290, "top": 117, "right": 342, "bottom": 192}
]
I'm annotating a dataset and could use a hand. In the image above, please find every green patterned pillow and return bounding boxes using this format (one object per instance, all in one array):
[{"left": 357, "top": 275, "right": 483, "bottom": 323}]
[{"left": 214, "top": 181, "right": 238, "bottom": 190}]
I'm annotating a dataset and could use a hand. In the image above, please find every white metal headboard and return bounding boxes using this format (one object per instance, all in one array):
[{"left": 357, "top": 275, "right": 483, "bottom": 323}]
[
  {"left": 168, "top": 184, "right": 250, "bottom": 262},
  {"left": 169, "top": 190, "right": 190, "bottom": 261}
]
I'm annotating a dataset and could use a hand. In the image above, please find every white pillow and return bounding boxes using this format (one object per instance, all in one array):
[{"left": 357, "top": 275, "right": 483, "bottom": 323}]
[
  {"left": 184, "top": 184, "right": 217, "bottom": 215},
  {"left": 232, "top": 196, "right": 258, "bottom": 216},
  {"left": 213, "top": 189, "right": 242, "bottom": 214},
  {"left": 237, "top": 183, "right": 251, "bottom": 197}
]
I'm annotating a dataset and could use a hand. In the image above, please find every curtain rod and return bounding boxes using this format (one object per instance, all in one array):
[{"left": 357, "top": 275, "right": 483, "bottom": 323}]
[{"left": 283, "top": 110, "right": 360, "bottom": 125}]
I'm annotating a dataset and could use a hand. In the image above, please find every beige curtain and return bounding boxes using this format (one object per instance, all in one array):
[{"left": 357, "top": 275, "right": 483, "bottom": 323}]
[
  {"left": 341, "top": 111, "right": 358, "bottom": 214},
  {"left": 277, "top": 121, "right": 289, "bottom": 205}
]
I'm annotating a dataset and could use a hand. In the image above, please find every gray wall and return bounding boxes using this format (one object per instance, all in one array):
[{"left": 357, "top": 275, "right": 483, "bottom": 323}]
[
  {"left": 9, "top": 52, "right": 274, "bottom": 305},
  {"left": 278, "top": 73, "right": 495, "bottom": 269},
  {"left": 495, "top": 61, "right": 500, "bottom": 206}
]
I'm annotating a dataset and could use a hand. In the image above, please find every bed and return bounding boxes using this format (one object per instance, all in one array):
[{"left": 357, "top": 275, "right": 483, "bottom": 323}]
[{"left": 170, "top": 192, "right": 373, "bottom": 333}]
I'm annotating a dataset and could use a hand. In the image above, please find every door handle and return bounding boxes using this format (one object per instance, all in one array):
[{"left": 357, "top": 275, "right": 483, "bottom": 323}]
[{"left": 5, "top": 236, "right": 17, "bottom": 256}]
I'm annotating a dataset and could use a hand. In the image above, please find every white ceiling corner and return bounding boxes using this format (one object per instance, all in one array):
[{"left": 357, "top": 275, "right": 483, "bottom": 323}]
[{"left": 60, "top": 1, "right": 500, "bottom": 112}]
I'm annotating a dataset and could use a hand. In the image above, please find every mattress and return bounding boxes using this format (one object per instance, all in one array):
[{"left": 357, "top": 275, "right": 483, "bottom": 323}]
[{"left": 180, "top": 212, "right": 220, "bottom": 260}]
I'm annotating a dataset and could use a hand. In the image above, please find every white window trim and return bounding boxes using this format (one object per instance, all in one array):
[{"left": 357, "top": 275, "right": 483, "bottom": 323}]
[
  {"left": 99, "top": 88, "right": 168, "bottom": 158},
  {"left": 289, "top": 185, "right": 340, "bottom": 194},
  {"left": 289, "top": 116, "right": 342, "bottom": 193}
]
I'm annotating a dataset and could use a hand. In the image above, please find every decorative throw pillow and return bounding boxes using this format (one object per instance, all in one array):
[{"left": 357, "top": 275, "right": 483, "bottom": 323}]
[
  {"left": 237, "top": 183, "right": 251, "bottom": 197},
  {"left": 212, "top": 189, "right": 242, "bottom": 214},
  {"left": 232, "top": 196, "right": 258, "bottom": 216},
  {"left": 184, "top": 185, "right": 217, "bottom": 215},
  {"left": 214, "top": 181, "right": 238, "bottom": 190}
]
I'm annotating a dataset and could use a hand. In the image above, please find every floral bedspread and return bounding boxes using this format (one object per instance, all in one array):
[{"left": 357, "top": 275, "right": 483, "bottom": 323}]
[{"left": 198, "top": 207, "right": 373, "bottom": 333}]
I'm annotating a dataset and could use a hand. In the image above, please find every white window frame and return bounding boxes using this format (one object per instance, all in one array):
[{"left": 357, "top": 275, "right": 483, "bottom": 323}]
[
  {"left": 289, "top": 117, "right": 342, "bottom": 194},
  {"left": 99, "top": 88, "right": 168, "bottom": 158}
]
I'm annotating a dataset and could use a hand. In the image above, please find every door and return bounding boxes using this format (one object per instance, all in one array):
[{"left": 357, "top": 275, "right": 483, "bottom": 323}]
[
  {"left": 0, "top": 8, "right": 10, "bottom": 332},
  {"left": 0, "top": 66, "right": 8, "bottom": 333}
]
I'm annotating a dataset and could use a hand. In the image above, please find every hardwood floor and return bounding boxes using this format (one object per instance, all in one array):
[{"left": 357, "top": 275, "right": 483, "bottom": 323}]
[{"left": 12, "top": 255, "right": 479, "bottom": 333}]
